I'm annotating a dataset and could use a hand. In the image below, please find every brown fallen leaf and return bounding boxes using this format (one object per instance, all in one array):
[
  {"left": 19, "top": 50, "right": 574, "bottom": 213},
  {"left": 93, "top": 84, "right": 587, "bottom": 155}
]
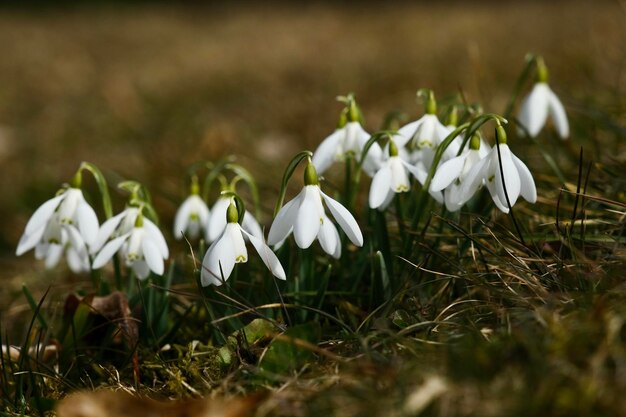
[
  {"left": 56, "top": 390, "right": 265, "bottom": 417},
  {"left": 64, "top": 291, "right": 140, "bottom": 380}
]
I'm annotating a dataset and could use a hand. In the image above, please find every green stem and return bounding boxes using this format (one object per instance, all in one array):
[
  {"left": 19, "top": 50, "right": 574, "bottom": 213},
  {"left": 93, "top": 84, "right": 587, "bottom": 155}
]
[
  {"left": 503, "top": 53, "right": 538, "bottom": 120},
  {"left": 273, "top": 151, "right": 313, "bottom": 217}
]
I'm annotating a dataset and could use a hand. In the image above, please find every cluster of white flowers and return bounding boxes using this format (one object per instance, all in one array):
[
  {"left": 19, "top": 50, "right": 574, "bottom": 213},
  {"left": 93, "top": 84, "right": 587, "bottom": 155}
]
[
  {"left": 311, "top": 78, "right": 567, "bottom": 215},
  {"left": 15, "top": 57, "right": 568, "bottom": 287}
]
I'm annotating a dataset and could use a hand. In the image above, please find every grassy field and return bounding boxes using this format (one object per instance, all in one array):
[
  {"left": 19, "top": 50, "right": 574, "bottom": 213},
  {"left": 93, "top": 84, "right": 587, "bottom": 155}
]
[{"left": 0, "top": 2, "right": 625, "bottom": 416}]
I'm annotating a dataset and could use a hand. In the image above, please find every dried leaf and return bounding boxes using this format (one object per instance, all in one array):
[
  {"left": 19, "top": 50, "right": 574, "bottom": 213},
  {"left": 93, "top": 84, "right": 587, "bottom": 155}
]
[
  {"left": 56, "top": 390, "right": 265, "bottom": 417},
  {"left": 63, "top": 291, "right": 139, "bottom": 380}
]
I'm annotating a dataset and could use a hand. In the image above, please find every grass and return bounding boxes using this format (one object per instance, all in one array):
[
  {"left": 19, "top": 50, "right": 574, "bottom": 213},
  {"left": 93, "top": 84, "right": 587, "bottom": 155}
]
[{"left": 1, "top": 2, "right": 626, "bottom": 416}]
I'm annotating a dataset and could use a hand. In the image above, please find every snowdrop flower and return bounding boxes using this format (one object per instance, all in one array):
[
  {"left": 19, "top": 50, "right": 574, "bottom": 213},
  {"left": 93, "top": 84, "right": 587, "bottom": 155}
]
[
  {"left": 517, "top": 61, "right": 569, "bottom": 139},
  {"left": 430, "top": 134, "right": 489, "bottom": 212},
  {"left": 91, "top": 206, "right": 169, "bottom": 261},
  {"left": 461, "top": 125, "right": 536, "bottom": 213},
  {"left": 16, "top": 182, "right": 99, "bottom": 272},
  {"left": 395, "top": 92, "right": 451, "bottom": 165},
  {"left": 268, "top": 162, "right": 363, "bottom": 258},
  {"left": 206, "top": 196, "right": 263, "bottom": 243},
  {"left": 312, "top": 99, "right": 382, "bottom": 177},
  {"left": 201, "top": 202, "right": 285, "bottom": 286},
  {"left": 33, "top": 213, "right": 91, "bottom": 273},
  {"left": 369, "top": 139, "right": 424, "bottom": 210},
  {"left": 173, "top": 179, "right": 210, "bottom": 240},
  {"left": 93, "top": 214, "right": 167, "bottom": 279}
]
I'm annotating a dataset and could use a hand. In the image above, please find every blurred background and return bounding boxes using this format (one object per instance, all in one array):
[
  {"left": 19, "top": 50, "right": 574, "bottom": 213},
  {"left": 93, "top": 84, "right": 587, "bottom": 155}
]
[{"left": 1, "top": 1, "right": 625, "bottom": 306}]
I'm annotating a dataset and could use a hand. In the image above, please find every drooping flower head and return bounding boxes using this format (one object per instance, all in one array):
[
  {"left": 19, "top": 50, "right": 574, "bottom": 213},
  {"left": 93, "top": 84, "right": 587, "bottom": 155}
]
[
  {"left": 173, "top": 176, "right": 210, "bottom": 240},
  {"left": 369, "top": 139, "right": 424, "bottom": 210},
  {"left": 16, "top": 170, "right": 99, "bottom": 273},
  {"left": 517, "top": 57, "right": 569, "bottom": 139},
  {"left": 395, "top": 90, "right": 451, "bottom": 166},
  {"left": 461, "top": 124, "right": 537, "bottom": 213},
  {"left": 268, "top": 160, "right": 363, "bottom": 258},
  {"left": 201, "top": 200, "right": 285, "bottom": 286},
  {"left": 430, "top": 133, "right": 490, "bottom": 212},
  {"left": 206, "top": 195, "right": 263, "bottom": 243},
  {"left": 312, "top": 94, "right": 382, "bottom": 177},
  {"left": 92, "top": 211, "right": 168, "bottom": 280}
]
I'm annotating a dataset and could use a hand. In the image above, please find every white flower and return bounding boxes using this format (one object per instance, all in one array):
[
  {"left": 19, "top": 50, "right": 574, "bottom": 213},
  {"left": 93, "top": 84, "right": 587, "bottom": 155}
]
[
  {"left": 312, "top": 121, "right": 382, "bottom": 177},
  {"left": 34, "top": 214, "right": 91, "bottom": 273},
  {"left": 206, "top": 196, "right": 263, "bottom": 243},
  {"left": 518, "top": 82, "right": 569, "bottom": 139},
  {"left": 16, "top": 187, "right": 99, "bottom": 272},
  {"left": 92, "top": 220, "right": 167, "bottom": 280},
  {"left": 201, "top": 204, "right": 285, "bottom": 286},
  {"left": 173, "top": 195, "right": 210, "bottom": 240},
  {"left": 430, "top": 149, "right": 484, "bottom": 212},
  {"left": 268, "top": 163, "right": 363, "bottom": 258},
  {"left": 461, "top": 140, "right": 536, "bottom": 214},
  {"left": 90, "top": 207, "right": 169, "bottom": 261},
  {"left": 396, "top": 114, "right": 451, "bottom": 164},
  {"left": 369, "top": 140, "right": 424, "bottom": 210},
  {"left": 430, "top": 134, "right": 490, "bottom": 212}
]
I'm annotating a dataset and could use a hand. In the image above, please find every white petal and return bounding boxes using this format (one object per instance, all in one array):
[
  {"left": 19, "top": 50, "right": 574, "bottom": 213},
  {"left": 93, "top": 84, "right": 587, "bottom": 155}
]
[
  {"left": 243, "top": 229, "right": 286, "bottom": 280},
  {"left": 227, "top": 223, "right": 248, "bottom": 263},
  {"left": 23, "top": 194, "right": 64, "bottom": 236},
  {"left": 66, "top": 224, "right": 88, "bottom": 256},
  {"left": 486, "top": 180, "right": 510, "bottom": 213},
  {"left": 430, "top": 154, "right": 466, "bottom": 192},
  {"left": 201, "top": 231, "right": 235, "bottom": 286},
  {"left": 57, "top": 189, "right": 82, "bottom": 223},
  {"left": 132, "top": 261, "right": 151, "bottom": 280},
  {"left": 92, "top": 234, "right": 129, "bottom": 269},
  {"left": 312, "top": 129, "right": 343, "bottom": 174},
  {"left": 493, "top": 145, "right": 521, "bottom": 209},
  {"left": 44, "top": 244, "right": 64, "bottom": 269},
  {"left": 548, "top": 89, "right": 569, "bottom": 139},
  {"left": 318, "top": 218, "right": 340, "bottom": 259},
  {"left": 142, "top": 237, "right": 164, "bottom": 276},
  {"left": 369, "top": 165, "right": 393, "bottom": 209},
  {"left": 377, "top": 187, "right": 396, "bottom": 211},
  {"left": 173, "top": 197, "right": 194, "bottom": 240},
  {"left": 207, "top": 198, "right": 230, "bottom": 243},
  {"left": 390, "top": 158, "right": 410, "bottom": 192},
  {"left": 460, "top": 153, "right": 490, "bottom": 202},
  {"left": 321, "top": 191, "right": 363, "bottom": 247},
  {"left": 294, "top": 186, "right": 322, "bottom": 249},
  {"left": 444, "top": 184, "right": 464, "bottom": 212},
  {"left": 76, "top": 201, "right": 99, "bottom": 247},
  {"left": 91, "top": 211, "right": 126, "bottom": 254},
  {"left": 435, "top": 123, "right": 453, "bottom": 148},
  {"left": 402, "top": 160, "right": 428, "bottom": 184},
  {"left": 511, "top": 154, "right": 537, "bottom": 203},
  {"left": 267, "top": 189, "right": 302, "bottom": 246},
  {"left": 415, "top": 115, "right": 436, "bottom": 147},
  {"left": 144, "top": 219, "right": 169, "bottom": 259},
  {"left": 397, "top": 119, "right": 423, "bottom": 147},
  {"left": 518, "top": 83, "right": 550, "bottom": 137},
  {"left": 66, "top": 247, "right": 89, "bottom": 273},
  {"left": 16, "top": 225, "right": 46, "bottom": 256},
  {"left": 242, "top": 211, "right": 263, "bottom": 239}
]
